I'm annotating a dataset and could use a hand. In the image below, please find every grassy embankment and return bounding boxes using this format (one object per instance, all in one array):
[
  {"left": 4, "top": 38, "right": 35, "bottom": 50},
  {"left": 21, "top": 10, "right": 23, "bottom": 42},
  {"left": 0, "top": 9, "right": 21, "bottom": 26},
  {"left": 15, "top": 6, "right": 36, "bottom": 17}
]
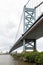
[{"left": 11, "top": 51, "right": 43, "bottom": 64}]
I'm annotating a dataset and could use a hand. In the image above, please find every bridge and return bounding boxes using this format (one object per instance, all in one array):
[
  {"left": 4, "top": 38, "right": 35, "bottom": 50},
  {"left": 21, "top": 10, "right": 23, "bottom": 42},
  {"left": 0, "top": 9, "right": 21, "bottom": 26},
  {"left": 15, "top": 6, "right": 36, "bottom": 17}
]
[{"left": 9, "top": 0, "right": 43, "bottom": 53}]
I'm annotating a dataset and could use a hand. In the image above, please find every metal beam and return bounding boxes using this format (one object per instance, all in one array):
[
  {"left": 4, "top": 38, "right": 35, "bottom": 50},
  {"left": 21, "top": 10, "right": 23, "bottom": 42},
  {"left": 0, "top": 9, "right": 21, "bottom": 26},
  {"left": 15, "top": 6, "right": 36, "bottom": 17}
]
[{"left": 9, "top": 13, "right": 43, "bottom": 53}]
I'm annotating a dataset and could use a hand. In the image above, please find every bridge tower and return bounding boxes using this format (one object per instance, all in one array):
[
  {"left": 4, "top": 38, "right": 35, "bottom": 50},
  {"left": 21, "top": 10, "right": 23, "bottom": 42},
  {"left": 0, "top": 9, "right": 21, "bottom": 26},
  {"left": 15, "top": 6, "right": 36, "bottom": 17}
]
[{"left": 23, "top": 5, "right": 36, "bottom": 51}]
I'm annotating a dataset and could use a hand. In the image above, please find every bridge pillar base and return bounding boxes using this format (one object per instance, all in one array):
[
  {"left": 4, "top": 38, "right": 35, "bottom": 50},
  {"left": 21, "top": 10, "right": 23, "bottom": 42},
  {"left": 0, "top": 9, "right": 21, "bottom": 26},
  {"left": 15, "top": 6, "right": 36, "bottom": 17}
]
[
  {"left": 23, "top": 39, "right": 26, "bottom": 51},
  {"left": 34, "top": 39, "right": 37, "bottom": 51},
  {"left": 23, "top": 39, "right": 37, "bottom": 51}
]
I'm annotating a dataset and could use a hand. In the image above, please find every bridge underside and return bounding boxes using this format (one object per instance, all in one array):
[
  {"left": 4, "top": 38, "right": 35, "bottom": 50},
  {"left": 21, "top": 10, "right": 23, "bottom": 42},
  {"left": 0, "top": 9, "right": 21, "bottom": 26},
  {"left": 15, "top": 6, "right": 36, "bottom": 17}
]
[{"left": 9, "top": 14, "right": 43, "bottom": 53}]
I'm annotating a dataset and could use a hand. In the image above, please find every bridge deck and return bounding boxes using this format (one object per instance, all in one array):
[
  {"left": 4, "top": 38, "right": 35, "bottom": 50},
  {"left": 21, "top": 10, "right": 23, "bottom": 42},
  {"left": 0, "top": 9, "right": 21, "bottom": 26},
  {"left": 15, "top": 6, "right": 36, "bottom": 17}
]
[{"left": 10, "top": 14, "right": 43, "bottom": 52}]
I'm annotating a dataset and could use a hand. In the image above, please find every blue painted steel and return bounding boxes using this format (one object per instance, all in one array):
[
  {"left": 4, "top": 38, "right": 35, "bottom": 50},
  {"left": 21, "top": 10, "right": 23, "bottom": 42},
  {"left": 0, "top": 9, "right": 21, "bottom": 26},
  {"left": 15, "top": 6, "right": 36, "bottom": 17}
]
[{"left": 23, "top": 6, "right": 36, "bottom": 32}]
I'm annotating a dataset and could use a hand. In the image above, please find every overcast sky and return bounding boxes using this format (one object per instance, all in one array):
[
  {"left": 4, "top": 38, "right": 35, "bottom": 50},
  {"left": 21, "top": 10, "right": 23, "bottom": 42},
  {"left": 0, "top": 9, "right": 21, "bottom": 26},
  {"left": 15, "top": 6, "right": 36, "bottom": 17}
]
[{"left": 0, "top": 0, "right": 43, "bottom": 52}]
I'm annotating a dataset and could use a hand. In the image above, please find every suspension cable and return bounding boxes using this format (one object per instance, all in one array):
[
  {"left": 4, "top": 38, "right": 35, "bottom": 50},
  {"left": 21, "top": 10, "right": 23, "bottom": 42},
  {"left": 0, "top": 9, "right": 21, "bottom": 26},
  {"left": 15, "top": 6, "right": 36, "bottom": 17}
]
[
  {"left": 34, "top": 1, "right": 43, "bottom": 9},
  {"left": 24, "top": 0, "right": 30, "bottom": 7},
  {"left": 15, "top": 10, "right": 24, "bottom": 42}
]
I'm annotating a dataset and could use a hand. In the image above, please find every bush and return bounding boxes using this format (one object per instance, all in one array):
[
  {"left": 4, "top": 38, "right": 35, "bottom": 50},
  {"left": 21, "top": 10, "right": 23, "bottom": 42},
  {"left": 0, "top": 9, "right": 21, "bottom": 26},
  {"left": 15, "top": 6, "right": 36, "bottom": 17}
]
[
  {"left": 11, "top": 52, "right": 43, "bottom": 64},
  {"left": 21, "top": 52, "right": 38, "bottom": 62},
  {"left": 35, "top": 52, "right": 43, "bottom": 64}
]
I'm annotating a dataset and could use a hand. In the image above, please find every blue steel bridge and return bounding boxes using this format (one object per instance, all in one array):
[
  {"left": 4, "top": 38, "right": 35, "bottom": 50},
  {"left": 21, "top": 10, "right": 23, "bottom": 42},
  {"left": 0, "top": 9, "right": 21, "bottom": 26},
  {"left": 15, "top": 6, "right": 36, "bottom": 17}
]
[{"left": 9, "top": 0, "right": 43, "bottom": 53}]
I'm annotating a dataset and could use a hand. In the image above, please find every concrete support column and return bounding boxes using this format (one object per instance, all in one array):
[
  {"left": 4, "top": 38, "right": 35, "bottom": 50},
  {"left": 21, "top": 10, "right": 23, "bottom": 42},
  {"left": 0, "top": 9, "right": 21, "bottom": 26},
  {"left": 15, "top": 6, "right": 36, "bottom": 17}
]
[
  {"left": 23, "top": 39, "right": 26, "bottom": 51},
  {"left": 34, "top": 39, "right": 36, "bottom": 51}
]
